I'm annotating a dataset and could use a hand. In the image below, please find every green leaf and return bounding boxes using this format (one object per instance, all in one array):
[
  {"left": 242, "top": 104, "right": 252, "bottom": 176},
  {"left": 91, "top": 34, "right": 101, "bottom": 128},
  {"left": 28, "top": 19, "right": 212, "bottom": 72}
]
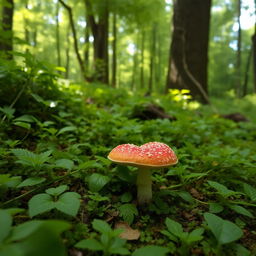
[
  {"left": 75, "top": 238, "right": 104, "bottom": 251},
  {"left": 11, "top": 149, "right": 52, "bottom": 169},
  {"left": 46, "top": 185, "right": 68, "bottom": 196},
  {"left": 0, "top": 106, "right": 15, "bottom": 119},
  {"left": 116, "top": 166, "right": 136, "bottom": 183},
  {"left": 110, "top": 247, "right": 130, "bottom": 255},
  {"left": 119, "top": 204, "right": 138, "bottom": 225},
  {"left": 187, "top": 228, "right": 204, "bottom": 243},
  {"left": 176, "top": 191, "right": 194, "bottom": 203},
  {"left": 13, "top": 122, "right": 31, "bottom": 129},
  {"left": 228, "top": 205, "right": 253, "bottom": 218},
  {"left": 207, "top": 181, "right": 237, "bottom": 197},
  {"left": 55, "top": 192, "right": 81, "bottom": 217},
  {"left": 28, "top": 193, "right": 55, "bottom": 217},
  {"left": 17, "top": 177, "right": 46, "bottom": 188},
  {"left": 0, "top": 210, "right": 12, "bottom": 243},
  {"left": 232, "top": 243, "right": 251, "bottom": 256},
  {"left": 11, "top": 220, "right": 43, "bottom": 241},
  {"left": 132, "top": 245, "right": 169, "bottom": 256},
  {"left": 14, "top": 115, "right": 38, "bottom": 123},
  {"left": 57, "top": 126, "right": 77, "bottom": 136},
  {"left": 209, "top": 203, "right": 224, "bottom": 213},
  {"left": 204, "top": 213, "right": 243, "bottom": 244},
  {"left": 55, "top": 159, "right": 74, "bottom": 170},
  {"left": 88, "top": 173, "right": 110, "bottom": 192},
  {"left": 165, "top": 218, "right": 183, "bottom": 237},
  {"left": 95, "top": 156, "right": 111, "bottom": 166},
  {"left": 243, "top": 183, "right": 256, "bottom": 202},
  {"left": 92, "top": 219, "right": 112, "bottom": 234},
  {"left": 121, "top": 192, "right": 132, "bottom": 203}
]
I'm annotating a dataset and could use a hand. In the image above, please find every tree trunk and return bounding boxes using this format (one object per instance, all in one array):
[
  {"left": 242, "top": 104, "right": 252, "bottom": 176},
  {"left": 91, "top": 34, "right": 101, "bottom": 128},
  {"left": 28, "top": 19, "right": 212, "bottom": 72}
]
[
  {"left": 84, "top": 5, "right": 90, "bottom": 73},
  {"left": 0, "top": 0, "right": 14, "bottom": 59},
  {"left": 140, "top": 30, "right": 145, "bottom": 89},
  {"left": 236, "top": 0, "right": 242, "bottom": 97},
  {"left": 166, "top": 0, "right": 211, "bottom": 104},
  {"left": 65, "top": 25, "right": 70, "bottom": 79},
  {"left": 148, "top": 23, "right": 157, "bottom": 94},
  {"left": 253, "top": 0, "right": 256, "bottom": 93},
  {"left": 131, "top": 37, "right": 139, "bottom": 91},
  {"left": 24, "top": 0, "right": 30, "bottom": 45},
  {"left": 242, "top": 48, "right": 252, "bottom": 97},
  {"left": 56, "top": 1, "right": 61, "bottom": 67},
  {"left": 111, "top": 12, "right": 117, "bottom": 88},
  {"left": 85, "top": 0, "right": 109, "bottom": 84},
  {"left": 59, "top": 0, "right": 87, "bottom": 81}
]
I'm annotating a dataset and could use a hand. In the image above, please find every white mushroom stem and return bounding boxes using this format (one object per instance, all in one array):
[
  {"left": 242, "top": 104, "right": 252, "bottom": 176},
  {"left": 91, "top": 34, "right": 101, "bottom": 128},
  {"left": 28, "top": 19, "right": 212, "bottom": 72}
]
[{"left": 136, "top": 168, "right": 152, "bottom": 205}]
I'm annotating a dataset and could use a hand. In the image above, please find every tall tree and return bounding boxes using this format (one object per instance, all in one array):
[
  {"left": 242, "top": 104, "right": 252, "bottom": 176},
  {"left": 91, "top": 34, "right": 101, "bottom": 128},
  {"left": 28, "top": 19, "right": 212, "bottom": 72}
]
[
  {"left": 236, "top": 0, "right": 242, "bottom": 97},
  {"left": 0, "top": 0, "right": 14, "bottom": 59},
  {"left": 58, "top": 0, "right": 87, "bottom": 81},
  {"left": 140, "top": 30, "right": 145, "bottom": 89},
  {"left": 148, "top": 23, "right": 157, "bottom": 94},
  {"left": 55, "top": 1, "right": 61, "bottom": 67},
  {"left": 166, "top": 0, "right": 212, "bottom": 103},
  {"left": 111, "top": 12, "right": 117, "bottom": 87},
  {"left": 253, "top": 0, "right": 256, "bottom": 93},
  {"left": 85, "top": 0, "right": 109, "bottom": 84}
]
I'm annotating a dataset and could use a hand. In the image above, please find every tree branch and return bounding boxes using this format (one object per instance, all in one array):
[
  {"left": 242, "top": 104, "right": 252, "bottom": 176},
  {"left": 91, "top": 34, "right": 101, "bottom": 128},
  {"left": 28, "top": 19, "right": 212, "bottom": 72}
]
[{"left": 58, "top": 0, "right": 87, "bottom": 80}]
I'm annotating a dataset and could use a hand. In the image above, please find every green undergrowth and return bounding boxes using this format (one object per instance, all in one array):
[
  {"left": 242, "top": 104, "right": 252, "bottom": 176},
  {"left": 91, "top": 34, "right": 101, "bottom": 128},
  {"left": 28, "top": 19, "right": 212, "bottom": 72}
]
[{"left": 0, "top": 57, "right": 256, "bottom": 256}]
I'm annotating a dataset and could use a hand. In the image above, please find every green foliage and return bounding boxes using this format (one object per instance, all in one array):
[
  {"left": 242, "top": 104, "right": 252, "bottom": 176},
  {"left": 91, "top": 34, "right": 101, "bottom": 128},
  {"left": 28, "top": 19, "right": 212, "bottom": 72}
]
[
  {"left": 11, "top": 149, "right": 52, "bottom": 170},
  {"left": 132, "top": 245, "right": 169, "bottom": 256},
  {"left": 118, "top": 204, "right": 138, "bottom": 225},
  {"left": 88, "top": 173, "right": 111, "bottom": 192},
  {"left": 17, "top": 177, "right": 46, "bottom": 188},
  {"left": 28, "top": 185, "right": 81, "bottom": 217},
  {"left": 204, "top": 213, "right": 243, "bottom": 244},
  {"left": 1, "top": 59, "right": 256, "bottom": 255},
  {"left": 0, "top": 210, "right": 70, "bottom": 256},
  {"left": 162, "top": 218, "right": 204, "bottom": 255},
  {"left": 75, "top": 219, "right": 130, "bottom": 255}
]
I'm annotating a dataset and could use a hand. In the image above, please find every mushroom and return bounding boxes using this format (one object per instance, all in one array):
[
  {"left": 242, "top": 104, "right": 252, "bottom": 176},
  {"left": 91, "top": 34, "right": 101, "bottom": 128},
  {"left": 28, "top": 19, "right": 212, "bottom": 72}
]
[{"left": 108, "top": 142, "right": 178, "bottom": 205}]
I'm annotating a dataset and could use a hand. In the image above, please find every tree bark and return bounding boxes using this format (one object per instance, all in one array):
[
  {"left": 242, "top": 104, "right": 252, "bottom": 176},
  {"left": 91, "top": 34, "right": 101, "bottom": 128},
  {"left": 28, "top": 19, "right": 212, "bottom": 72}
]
[
  {"left": 0, "top": 0, "right": 14, "bottom": 59},
  {"left": 253, "top": 0, "right": 256, "bottom": 93},
  {"left": 236, "top": 0, "right": 242, "bottom": 97},
  {"left": 166, "top": 0, "right": 211, "bottom": 104},
  {"left": 56, "top": 1, "right": 61, "bottom": 67},
  {"left": 58, "top": 0, "right": 87, "bottom": 81},
  {"left": 148, "top": 23, "right": 157, "bottom": 94},
  {"left": 242, "top": 48, "right": 252, "bottom": 97},
  {"left": 65, "top": 26, "right": 70, "bottom": 79},
  {"left": 24, "top": 0, "right": 30, "bottom": 45},
  {"left": 85, "top": 0, "right": 109, "bottom": 84},
  {"left": 111, "top": 12, "right": 117, "bottom": 88},
  {"left": 140, "top": 30, "right": 145, "bottom": 89}
]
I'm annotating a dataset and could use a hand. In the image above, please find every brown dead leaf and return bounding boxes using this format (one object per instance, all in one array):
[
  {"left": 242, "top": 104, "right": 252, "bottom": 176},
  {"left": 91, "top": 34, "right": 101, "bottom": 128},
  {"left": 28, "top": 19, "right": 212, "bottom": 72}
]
[
  {"left": 190, "top": 188, "right": 204, "bottom": 200},
  {"left": 115, "top": 222, "right": 140, "bottom": 240},
  {"left": 106, "top": 210, "right": 119, "bottom": 222}
]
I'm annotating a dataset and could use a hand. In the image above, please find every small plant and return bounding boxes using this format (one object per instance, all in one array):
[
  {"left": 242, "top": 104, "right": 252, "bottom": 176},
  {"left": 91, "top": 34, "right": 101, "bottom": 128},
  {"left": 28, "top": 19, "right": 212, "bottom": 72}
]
[
  {"left": 28, "top": 185, "right": 81, "bottom": 217},
  {"left": 75, "top": 219, "right": 130, "bottom": 255},
  {"left": 132, "top": 245, "right": 169, "bottom": 256},
  {"left": 0, "top": 209, "right": 70, "bottom": 256},
  {"left": 118, "top": 203, "right": 138, "bottom": 225},
  {"left": 161, "top": 217, "right": 204, "bottom": 255},
  {"left": 207, "top": 181, "right": 254, "bottom": 218},
  {"left": 11, "top": 148, "right": 52, "bottom": 171}
]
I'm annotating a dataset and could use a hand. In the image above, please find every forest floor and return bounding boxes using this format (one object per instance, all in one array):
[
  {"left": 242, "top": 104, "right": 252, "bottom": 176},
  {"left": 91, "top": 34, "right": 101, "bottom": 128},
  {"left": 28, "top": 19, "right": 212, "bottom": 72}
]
[{"left": 0, "top": 63, "right": 256, "bottom": 256}]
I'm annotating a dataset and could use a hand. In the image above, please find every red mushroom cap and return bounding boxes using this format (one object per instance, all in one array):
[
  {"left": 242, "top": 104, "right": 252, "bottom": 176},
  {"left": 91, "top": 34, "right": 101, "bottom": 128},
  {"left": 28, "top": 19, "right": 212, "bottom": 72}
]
[{"left": 108, "top": 142, "right": 178, "bottom": 168}]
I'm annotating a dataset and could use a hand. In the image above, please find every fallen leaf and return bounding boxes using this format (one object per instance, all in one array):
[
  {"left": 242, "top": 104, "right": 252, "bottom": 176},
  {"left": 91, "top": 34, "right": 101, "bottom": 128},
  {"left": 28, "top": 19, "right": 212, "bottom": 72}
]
[
  {"left": 190, "top": 188, "right": 204, "bottom": 200},
  {"left": 115, "top": 221, "right": 140, "bottom": 240}
]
